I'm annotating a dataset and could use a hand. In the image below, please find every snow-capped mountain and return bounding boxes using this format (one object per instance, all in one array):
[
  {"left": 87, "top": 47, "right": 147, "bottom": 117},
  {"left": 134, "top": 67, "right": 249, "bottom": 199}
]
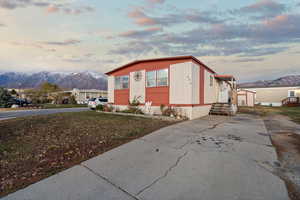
[{"left": 0, "top": 71, "right": 107, "bottom": 90}]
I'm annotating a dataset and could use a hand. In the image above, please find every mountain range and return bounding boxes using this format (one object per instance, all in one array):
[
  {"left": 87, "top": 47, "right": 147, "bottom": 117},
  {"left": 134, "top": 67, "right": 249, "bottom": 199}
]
[
  {"left": 238, "top": 75, "right": 300, "bottom": 88},
  {"left": 0, "top": 71, "right": 107, "bottom": 90}
]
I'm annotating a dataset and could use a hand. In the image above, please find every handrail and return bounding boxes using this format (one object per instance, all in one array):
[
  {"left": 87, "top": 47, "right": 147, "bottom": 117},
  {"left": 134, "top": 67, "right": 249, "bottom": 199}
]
[{"left": 282, "top": 97, "right": 300, "bottom": 105}]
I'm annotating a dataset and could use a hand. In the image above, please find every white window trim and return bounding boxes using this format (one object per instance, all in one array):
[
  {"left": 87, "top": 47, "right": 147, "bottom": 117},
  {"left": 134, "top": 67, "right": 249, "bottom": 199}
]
[
  {"left": 146, "top": 70, "right": 157, "bottom": 88},
  {"left": 288, "top": 90, "right": 296, "bottom": 97}
]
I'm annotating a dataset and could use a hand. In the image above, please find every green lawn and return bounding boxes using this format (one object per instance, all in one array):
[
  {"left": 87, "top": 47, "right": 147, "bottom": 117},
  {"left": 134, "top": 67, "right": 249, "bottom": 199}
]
[
  {"left": 238, "top": 106, "right": 300, "bottom": 124},
  {"left": 0, "top": 111, "right": 176, "bottom": 197}
]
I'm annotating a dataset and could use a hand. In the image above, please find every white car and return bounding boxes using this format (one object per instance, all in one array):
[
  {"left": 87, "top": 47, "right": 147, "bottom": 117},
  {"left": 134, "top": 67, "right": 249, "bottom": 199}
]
[{"left": 88, "top": 98, "right": 108, "bottom": 109}]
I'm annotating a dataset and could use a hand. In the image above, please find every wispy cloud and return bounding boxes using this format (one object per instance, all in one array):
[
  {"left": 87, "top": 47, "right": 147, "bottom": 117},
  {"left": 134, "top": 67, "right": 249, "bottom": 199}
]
[
  {"left": 236, "top": 0, "right": 286, "bottom": 19},
  {"left": 0, "top": 0, "right": 94, "bottom": 15},
  {"left": 42, "top": 39, "right": 81, "bottom": 46},
  {"left": 118, "top": 27, "right": 162, "bottom": 38}
]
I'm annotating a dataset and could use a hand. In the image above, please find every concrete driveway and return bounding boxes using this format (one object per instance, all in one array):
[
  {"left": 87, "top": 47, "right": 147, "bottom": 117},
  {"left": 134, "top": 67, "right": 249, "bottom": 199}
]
[
  {"left": 2, "top": 114, "right": 289, "bottom": 200},
  {"left": 0, "top": 107, "right": 89, "bottom": 120}
]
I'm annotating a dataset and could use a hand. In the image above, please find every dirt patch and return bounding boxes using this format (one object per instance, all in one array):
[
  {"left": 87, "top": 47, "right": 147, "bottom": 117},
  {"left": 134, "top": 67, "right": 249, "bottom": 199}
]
[
  {"left": 271, "top": 132, "right": 300, "bottom": 200},
  {"left": 0, "top": 111, "right": 176, "bottom": 197}
]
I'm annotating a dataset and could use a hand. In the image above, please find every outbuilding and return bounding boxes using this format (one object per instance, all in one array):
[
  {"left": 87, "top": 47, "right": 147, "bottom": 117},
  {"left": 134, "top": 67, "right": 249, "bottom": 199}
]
[
  {"left": 106, "top": 56, "right": 237, "bottom": 119},
  {"left": 237, "top": 89, "right": 256, "bottom": 107}
]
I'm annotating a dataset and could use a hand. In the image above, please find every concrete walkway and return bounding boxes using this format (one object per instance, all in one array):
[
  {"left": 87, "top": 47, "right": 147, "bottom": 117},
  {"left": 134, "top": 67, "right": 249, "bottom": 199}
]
[{"left": 2, "top": 114, "right": 289, "bottom": 200}]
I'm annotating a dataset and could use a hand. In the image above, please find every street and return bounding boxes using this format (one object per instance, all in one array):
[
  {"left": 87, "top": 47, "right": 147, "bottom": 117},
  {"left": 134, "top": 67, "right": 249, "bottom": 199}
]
[{"left": 0, "top": 107, "right": 89, "bottom": 120}]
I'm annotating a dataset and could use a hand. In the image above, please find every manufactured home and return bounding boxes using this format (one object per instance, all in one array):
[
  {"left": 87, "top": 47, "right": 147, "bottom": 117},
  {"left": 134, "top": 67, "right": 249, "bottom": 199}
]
[
  {"left": 106, "top": 56, "right": 237, "bottom": 119},
  {"left": 241, "top": 86, "right": 300, "bottom": 107}
]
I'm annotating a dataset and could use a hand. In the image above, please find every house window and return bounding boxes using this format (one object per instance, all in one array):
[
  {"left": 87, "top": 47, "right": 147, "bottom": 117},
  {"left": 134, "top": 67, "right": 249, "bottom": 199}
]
[
  {"left": 210, "top": 75, "right": 213, "bottom": 87},
  {"left": 115, "top": 75, "right": 129, "bottom": 89},
  {"left": 146, "top": 69, "right": 169, "bottom": 87},
  {"left": 288, "top": 90, "right": 295, "bottom": 97},
  {"left": 157, "top": 69, "right": 168, "bottom": 86},
  {"left": 146, "top": 71, "right": 156, "bottom": 87}
]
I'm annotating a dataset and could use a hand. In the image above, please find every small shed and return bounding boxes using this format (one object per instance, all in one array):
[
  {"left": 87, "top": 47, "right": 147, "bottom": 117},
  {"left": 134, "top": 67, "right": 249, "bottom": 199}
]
[{"left": 237, "top": 89, "right": 256, "bottom": 107}]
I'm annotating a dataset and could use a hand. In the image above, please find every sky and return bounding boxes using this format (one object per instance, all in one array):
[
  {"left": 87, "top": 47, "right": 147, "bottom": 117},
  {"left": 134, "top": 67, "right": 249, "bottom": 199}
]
[{"left": 0, "top": 0, "right": 300, "bottom": 82}]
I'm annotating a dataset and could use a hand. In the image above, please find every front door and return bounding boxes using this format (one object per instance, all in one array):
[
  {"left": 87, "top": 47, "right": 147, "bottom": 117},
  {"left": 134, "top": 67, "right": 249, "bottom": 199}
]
[
  {"left": 218, "top": 82, "right": 229, "bottom": 103},
  {"left": 129, "top": 70, "right": 146, "bottom": 103}
]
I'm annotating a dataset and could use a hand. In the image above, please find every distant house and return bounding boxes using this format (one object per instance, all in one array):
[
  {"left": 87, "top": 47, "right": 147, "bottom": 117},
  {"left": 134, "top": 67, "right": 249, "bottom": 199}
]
[
  {"left": 71, "top": 88, "right": 107, "bottom": 104},
  {"left": 237, "top": 89, "right": 256, "bottom": 107},
  {"left": 240, "top": 86, "right": 300, "bottom": 107},
  {"left": 106, "top": 56, "right": 237, "bottom": 119}
]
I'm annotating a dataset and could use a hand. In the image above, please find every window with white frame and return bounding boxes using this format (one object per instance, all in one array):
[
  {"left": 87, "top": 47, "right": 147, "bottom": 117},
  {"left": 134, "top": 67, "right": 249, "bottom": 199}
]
[
  {"left": 146, "top": 71, "right": 156, "bottom": 87},
  {"left": 146, "top": 69, "right": 169, "bottom": 87},
  {"left": 288, "top": 90, "right": 295, "bottom": 97},
  {"left": 115, "top": 75, "right": 129, "bottom": 89},
  {"left": 157, "top": 69, "right": 168, "bottom": 86}
]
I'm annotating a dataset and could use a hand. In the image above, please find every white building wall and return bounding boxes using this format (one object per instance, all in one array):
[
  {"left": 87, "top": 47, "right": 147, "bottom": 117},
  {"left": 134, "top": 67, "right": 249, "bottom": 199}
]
[
  {"left": 129, "top": 70, "right": 146, "bottom": 103},
  {"left": 108, "top": 76, "right": 114, "bottom": 103},
  {"left": 191, "top": 63, "right": 200, "bottom": 104},
  {"left": 204, "top": 69, "right": 217, "bottom": 104},
  {"left": 247, "top": 92, "right": 255, "bottom": 107},
  {"left": 170, "top": 62, "right": 199, "bottom": 105}
]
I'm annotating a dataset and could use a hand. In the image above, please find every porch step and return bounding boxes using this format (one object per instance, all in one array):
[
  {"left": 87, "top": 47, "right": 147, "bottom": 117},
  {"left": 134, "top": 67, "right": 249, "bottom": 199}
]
[{"left": 209, "top": 103, "right": 236, "bottom": 116}]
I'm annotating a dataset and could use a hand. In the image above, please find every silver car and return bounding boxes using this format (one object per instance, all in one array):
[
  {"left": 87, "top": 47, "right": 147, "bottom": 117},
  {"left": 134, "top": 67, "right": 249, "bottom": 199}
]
[{"left": 88, "top": 98, "right": 108, "bottom": 109}]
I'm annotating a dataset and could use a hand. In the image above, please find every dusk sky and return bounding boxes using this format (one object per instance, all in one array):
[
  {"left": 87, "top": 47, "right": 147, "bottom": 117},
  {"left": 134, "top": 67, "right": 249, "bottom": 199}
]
[{"left": 0, "top": 0, "right": 299, "bottom": 82}]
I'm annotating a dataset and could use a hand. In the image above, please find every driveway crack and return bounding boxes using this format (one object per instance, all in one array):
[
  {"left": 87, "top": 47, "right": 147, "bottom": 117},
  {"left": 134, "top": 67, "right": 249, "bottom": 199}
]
[
  {"left": 80, "top": 164, "right": 141, "bottom": 200},
  {"left": 136, "top": 151, "right": 188, "bottom": 196}
]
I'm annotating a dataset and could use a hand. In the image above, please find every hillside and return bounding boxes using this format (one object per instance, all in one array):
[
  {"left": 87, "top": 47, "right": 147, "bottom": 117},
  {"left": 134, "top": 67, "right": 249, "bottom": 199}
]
[
  {"left": 239, "top": 75, "right": 300, "bottom": 88},
  {"left": 0, "top": 71, "right": 107, "bottom": 90}
]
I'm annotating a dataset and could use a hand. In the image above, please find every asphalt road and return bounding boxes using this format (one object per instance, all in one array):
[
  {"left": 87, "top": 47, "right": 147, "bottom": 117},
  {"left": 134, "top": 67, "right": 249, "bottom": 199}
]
[{"left": 0, "top": 107, "right": 89, "bottom": 120}]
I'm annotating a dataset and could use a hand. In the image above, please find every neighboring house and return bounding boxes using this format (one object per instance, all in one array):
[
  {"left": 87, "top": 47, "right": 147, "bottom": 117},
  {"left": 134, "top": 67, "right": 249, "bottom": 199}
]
[
  {"left": 241, "top": 86, "right": 300, "bottom": 107},
  {"left": 237, "top": 89, "right": 256, "bottom": 107},
  {"left": 106, "top": 56, "right": 237, "bottom": 119},
  {"left": 71, "top": 88, "right": 108, "bottom": 104}
]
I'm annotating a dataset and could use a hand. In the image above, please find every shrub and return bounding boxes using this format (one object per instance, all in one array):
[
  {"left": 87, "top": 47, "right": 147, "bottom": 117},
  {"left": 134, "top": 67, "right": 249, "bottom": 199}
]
[
  {"left": 103, "top": 104, "right": 113, "bottom": 112},
  {"left": 160, "top": 104, "right": 166, "bottom": 113},
  {"left": 96, "top": 104, "right": 104, "bottom": 111},
  {"left": 162, "top": 106, "right": 179, "bottom": 117},
  {"left": 126, "top": 96, "right": 144, "bottom": 114}
]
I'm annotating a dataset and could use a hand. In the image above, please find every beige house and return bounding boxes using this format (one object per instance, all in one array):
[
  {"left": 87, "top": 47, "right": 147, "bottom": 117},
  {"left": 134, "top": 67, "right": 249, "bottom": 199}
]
[
  {"left": 237, "top": 89, "right": 256, "bottom": 107},
  {"left": 241, "top": 86, "right": 300, "bottom": 106},
  {"left": 71, "top": 88, "right": 107, "bottom": 104}
]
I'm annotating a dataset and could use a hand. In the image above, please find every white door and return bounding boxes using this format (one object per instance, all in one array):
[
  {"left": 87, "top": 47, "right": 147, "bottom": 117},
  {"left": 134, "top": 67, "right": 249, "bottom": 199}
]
[
  {"left": 218, "top": 82, "right": 229, "bottom": 103},
  {"left": 129, "top": 70, "right": 146, "bottom": 103}
]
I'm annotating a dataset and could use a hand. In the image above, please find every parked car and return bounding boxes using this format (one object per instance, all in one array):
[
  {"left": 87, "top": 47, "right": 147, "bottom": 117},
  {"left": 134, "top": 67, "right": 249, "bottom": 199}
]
[
  {"left": 88, "top": 98, "right": 108, "bottom": 109},
  {"left": 7, "top": 98, "right": 31, "bottom": 108}
]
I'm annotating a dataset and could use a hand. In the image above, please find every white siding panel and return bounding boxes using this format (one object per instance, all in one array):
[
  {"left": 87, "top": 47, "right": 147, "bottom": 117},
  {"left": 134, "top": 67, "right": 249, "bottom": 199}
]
[
  {"left": 204, "top": 70, "right": 217, "bottom": 104},
  {"left": 108, "top": 76, "right": 114, "bottom": 103},
  {"left": 191, "top": 63, "right": 200, "bottom": 104},
  {"left": 170, "top": 62, "right": 193, "bottom": 104},
  {"left": 129, "top": 70, "right": 146, "bottom": 103}
]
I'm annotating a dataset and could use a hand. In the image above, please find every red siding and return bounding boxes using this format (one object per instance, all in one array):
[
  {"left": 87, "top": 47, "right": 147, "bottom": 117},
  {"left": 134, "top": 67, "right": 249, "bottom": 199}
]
[
  {"left": 110, "top": 59, "right": 193, "bottom": 106},
  {"left": 114, "top": 89, "right": 129, "bottom": 105},
  {"left": 146, "top": 87, "right": 169, "bottom": 106}
]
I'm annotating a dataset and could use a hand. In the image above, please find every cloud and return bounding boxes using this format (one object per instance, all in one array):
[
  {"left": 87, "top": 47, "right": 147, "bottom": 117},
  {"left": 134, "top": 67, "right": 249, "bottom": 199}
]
[
  {"left": 232, "top": 58, "right": 265, "bottom": 63},
  {"left": 0, "top": 0, "right": 50, "bottom": 9},
  {"left": 127, "top": 7, "right": 225, "bottom": 27},
  {"left": 0, "top": 0, "right": 95, "bottom": 15},
  {"left": 46, "top": 5, "right": 59, "bottom": 13},
  {"left": 238, "top": 0, "right": 286, "bottom": 18},
  {"left": 147, "top": 0, "right": 165, "bottom": 4},
  {"left": 42, "top": 39, "right": 81, "bottom": 46},
  {"left": 113, "top": 11, "right": 300, "bottom": 58},
  {"left": 118, "top": 27, "right": 162, "bottom": 38}
]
